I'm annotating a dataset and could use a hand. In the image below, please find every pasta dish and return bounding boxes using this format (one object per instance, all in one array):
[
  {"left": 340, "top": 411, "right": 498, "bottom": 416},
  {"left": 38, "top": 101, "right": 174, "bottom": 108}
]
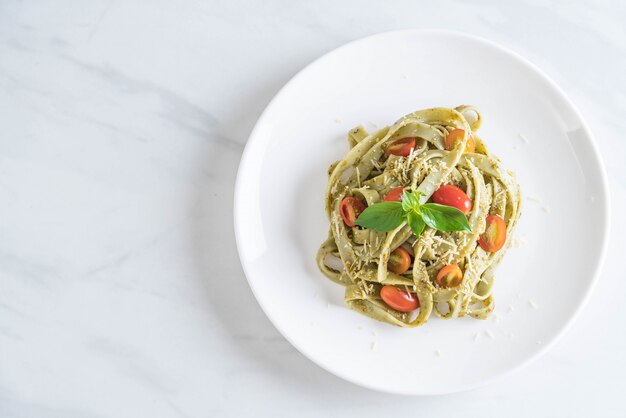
[{"left": 316, "top": 106, "right": 521, "bottom": 327}]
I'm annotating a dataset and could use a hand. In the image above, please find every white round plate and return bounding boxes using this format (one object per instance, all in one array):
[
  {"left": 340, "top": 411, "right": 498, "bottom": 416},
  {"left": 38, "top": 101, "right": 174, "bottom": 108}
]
[{"left": 234, "top": 30, "right": 609, "bottom": 395}]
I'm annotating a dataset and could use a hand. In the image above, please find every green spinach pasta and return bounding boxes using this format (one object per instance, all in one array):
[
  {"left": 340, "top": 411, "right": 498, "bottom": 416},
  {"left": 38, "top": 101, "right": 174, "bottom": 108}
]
[{"left": 316, "top": 106, "right": 521, "bottom": 327}]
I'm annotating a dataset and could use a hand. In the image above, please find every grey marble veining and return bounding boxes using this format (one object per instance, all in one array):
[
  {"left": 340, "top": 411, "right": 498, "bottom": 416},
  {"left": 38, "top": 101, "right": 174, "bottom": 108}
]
[{"left": 1, "top": 0, "right": 625, "bottom": 417}]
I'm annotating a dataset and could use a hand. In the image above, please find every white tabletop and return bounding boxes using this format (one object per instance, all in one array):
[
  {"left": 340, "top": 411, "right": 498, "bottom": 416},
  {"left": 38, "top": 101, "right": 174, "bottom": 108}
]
[{"left": 1, "top": 1, "right": 624, "bottom": 417}]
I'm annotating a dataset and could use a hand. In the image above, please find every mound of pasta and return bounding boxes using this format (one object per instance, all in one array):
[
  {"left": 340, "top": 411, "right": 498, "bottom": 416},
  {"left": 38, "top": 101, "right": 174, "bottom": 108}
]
[{"left": 317, "top": 106, "right": 521, "bottom": 327}]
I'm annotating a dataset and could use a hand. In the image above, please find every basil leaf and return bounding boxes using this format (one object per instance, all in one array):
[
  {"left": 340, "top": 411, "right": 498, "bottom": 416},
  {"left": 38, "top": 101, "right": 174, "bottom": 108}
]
[
  {"left": 401, "top": 190, "right": 420, "bottom": 212},
  {"left": 420, "top": 203, "right": 471, "bottom": 232},
  {"left": 407, "top": 211, "right": 425, "bottom": 238},
  {"left": 355, "top": 202, "right": 405, "bottom": 232}
]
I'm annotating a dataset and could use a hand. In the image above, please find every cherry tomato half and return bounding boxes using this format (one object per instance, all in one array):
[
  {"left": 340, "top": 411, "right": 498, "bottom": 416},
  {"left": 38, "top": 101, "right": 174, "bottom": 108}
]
[
  {"left": 380, "top": 285, "right": 420, "bottom": 312},
  {"left": 339, "top": 197, "right": 365, "bottom": 228},
  {"left": 478, "top": 214, "right": 507, "bottom": 252},
  {"left": 385, "top": 137, "right": 416, "bottom": 157},
  {"left": 432, "top": 185, "right": 472, "bottom": 214},
  {"left": 387, "top": 247, "right": 411, "bottom": 274},
  {"left": 435, "top": 264, "right": 463, "bottom": 288},
  {"left": 384, "top": 186, "right": 405, "bottom": 202},
  {"left": 444, "top": 129, "right": 475, "bottom": 153}
]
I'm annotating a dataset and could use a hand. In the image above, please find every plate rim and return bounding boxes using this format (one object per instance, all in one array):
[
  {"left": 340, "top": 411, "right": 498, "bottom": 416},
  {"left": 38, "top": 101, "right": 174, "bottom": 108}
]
[{"left": 233, "top": 29, "right": 611, "bottom": 395}]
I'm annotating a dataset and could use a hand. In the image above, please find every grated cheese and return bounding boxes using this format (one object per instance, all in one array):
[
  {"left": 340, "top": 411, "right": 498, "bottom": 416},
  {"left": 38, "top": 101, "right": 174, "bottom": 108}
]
[
  {"left": 508, "top": 305, "right": 515, "bottom": 313},
  {"left": 405, "top": 147, "right": 417, "bottom": 172},
  {"left": 371, "top": 341, "right": 377, "bottom": 351},
  {"left": 441, "top": 249, "right": 459, "bottom": 265},
  {"left": 511, "top": 236, "right": 525, "bottom": 248},
  {"left": 518, "top": 133, "right": 529, "bottom": 144},
  {"left": 542, "top": 206, "right": 551, "bottom": 213},
  {"left": 432, "top": 235, "right": 457, "bottom": 249},
  {"left": 494, "top": 313, "right": 504, "bottom": 323},
  {"left": 326, "top": 302, "right": 330, "bottom": 309},
  {"left": 485, "top": 330, "right": 495, "bottom": 339},
  {"left": 435, "top": 349, "right": 442, "bottom": 357},
  {"left": 526, "top": 195, "right": 543, "bottom": 204},
  {"left": 334, "top": 118, "right": 343, "bottom": 124},
  {"left": 473, "top": 332, "right": 480, "bottom": 342},
  {"left": 528, "top": 299, "right": 539, "bottom": 309}
]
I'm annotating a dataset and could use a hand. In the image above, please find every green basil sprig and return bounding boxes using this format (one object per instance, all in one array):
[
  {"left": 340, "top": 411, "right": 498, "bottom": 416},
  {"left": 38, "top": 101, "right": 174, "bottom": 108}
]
[{"left": 355, "top": 189, "right": 471, "bottom": 237}]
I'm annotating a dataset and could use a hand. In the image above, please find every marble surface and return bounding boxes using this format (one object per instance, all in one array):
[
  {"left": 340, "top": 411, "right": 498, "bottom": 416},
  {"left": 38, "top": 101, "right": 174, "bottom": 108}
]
[{"left": 1, "top": 0, "right": 625, "bottom": 416}]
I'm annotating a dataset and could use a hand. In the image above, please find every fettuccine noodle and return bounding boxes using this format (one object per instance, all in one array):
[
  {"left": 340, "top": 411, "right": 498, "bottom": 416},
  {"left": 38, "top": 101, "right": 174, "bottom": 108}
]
[{"left": 316, "top": 106, "right": 521, "bottom": 327}]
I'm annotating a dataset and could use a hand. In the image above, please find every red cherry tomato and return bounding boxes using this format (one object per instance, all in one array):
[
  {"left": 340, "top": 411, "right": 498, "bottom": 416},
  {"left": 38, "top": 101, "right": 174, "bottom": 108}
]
[
  {"left": 339, "top": 197, "right": 365, "bottom": 228},
  {"left": 432, "top": 185, "right": 472, "bottom": 214},
  {"left": 478, "top": 214, "right": 507, "bottom": 252},
  {"left": 380, "top": 285, "right": 420, "bottom": 312},
  {"left": 385, "top": 137, "right": 416, "bottom": 157},
  {"left": 444, "top": 129, "right": 475, "bottom": 153},
  {"left": 387, "top": 247, "right": 411, "bottom": 274},
  {"left": 384, "top": 186, "right": 405, "bottom": 202},
  {"left": 435, "top": 264, "right": 463, "bottom": 288}
]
